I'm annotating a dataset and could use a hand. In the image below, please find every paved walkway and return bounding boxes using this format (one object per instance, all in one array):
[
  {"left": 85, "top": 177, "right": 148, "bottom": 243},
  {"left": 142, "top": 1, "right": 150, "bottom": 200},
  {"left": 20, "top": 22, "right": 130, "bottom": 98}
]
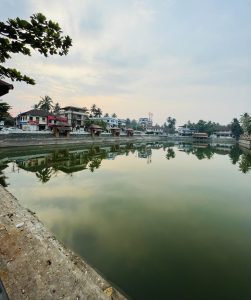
[{"left": 0, "top": 186, "right": 126, "bottom": 300}]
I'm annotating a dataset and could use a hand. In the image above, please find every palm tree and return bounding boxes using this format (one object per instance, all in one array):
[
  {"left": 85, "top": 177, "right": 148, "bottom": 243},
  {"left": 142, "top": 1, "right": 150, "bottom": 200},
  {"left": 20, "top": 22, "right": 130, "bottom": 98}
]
[
  {"left": 53, "top": 102, "right": 61, "bottom": 114},
  {"left": 82, "top": 107, "right": 89, "bottom": 114},
  {"left": 95, "top": 107, "right": 102, "bottom": 117},
  {"left": 35, "top": 167, "right": 53, "bottom": 183},
  {"left": 38, "top": 95, "right": 54, "bottom": 112},
  {"left": 90, "top": 104, "right": 97, "bottom": 116}
]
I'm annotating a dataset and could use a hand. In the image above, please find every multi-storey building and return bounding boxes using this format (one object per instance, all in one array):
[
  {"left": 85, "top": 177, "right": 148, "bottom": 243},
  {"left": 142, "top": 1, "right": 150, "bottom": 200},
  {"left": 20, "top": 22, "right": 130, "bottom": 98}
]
[
  {"left": 59, "top": 106, "right": 88, "bottom": 127},
  {"left": 138, "top": 117, "right": 152, "bottom": 128},
  {"left": 16, "top": 109, "right": 49, "bottom": 131},
  {"left": 16, "top": 109, "right": 68, "bottom": 131}
]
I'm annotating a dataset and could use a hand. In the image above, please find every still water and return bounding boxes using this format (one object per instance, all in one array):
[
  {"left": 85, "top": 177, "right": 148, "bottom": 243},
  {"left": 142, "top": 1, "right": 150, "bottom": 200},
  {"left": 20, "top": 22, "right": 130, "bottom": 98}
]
[{"left": 1, "top": 142, "right": 251, "bottom": 300}]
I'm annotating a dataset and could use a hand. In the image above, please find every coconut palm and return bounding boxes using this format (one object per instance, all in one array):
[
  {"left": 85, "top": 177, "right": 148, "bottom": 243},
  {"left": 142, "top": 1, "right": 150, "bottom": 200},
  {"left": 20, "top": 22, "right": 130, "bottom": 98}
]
[
  {"left": 53, "top": 102, "right": 61, "bottom": 114},
  {"left": 90, "top": 104, "right": 97, "bottom": 116},
  {"left": 38, "top": 95, "right": 54, "bottom": 112},
  {"left": 82, "top": 107, "right": 89, "bottom": 114},
  {"left": 95, "top": 108, "right": 102, "bottom": 117}
]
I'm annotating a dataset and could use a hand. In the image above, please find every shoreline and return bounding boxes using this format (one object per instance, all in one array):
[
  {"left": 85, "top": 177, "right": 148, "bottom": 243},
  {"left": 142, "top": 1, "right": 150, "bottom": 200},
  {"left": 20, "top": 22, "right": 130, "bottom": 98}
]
[
  {"left": 0, "top": 185, "right": 127, "bottom": 300},
  {"left": 0, "top": 133, "right": 236, "bottom": 148}
]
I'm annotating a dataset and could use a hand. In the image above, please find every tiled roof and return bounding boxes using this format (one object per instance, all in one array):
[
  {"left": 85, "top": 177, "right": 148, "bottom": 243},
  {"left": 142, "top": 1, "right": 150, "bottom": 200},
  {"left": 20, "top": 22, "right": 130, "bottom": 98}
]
[{"left": 19, "top": 109, "right": 49, "bottom": 117}]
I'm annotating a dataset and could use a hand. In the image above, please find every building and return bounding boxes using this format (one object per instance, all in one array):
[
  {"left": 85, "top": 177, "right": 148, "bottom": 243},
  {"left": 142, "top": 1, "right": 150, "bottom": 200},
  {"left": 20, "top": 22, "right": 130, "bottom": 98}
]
[
  {"left": 178, "top": 126, "right": 196, "bottom": 136},
  {"left": 90, "top": 116, "right": 118, "bottom": 129},
  {"left": 16, "top": 109, "right": 69, "bottom": 131},
  {"left": 16, "top": 109, "right": 49, "bottom": 131},
  {"left": 59, "top": 106, "right": 88, "bottom": 128},
  {"left": 145, "top": 125, "right": 164, "bottom": 135},
  {"left": 138, "top": 117, "right": 152, "bottom": 128},
  {"left": 118, "top": 119, "right": 126, "bottom": 128},
  {"left": 211, "top": 131, "right": 233, "bottom": 138}
]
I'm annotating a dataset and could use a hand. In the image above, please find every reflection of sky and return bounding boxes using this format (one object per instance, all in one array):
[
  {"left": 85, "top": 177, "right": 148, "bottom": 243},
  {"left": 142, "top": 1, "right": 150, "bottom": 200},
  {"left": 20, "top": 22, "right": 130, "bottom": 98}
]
[{"left": 5, "top": 147, "right": 251, "bottom": 300}]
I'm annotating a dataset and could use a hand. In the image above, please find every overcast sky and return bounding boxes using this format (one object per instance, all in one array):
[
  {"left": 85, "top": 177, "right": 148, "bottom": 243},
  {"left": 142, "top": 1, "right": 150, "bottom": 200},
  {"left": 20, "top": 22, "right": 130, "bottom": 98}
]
[{"left": 1, "top": 0, "right": 251, "bottom": 125}]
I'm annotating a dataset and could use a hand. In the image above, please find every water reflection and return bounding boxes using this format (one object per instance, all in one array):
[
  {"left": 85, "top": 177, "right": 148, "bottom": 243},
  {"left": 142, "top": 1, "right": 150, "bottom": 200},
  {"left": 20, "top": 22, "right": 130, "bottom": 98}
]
[
  {"left": 2, "top": 141, "right": 251, "bottom": 300},
  {"left": 1, "top": 142, "right": 251, "bottom": 186}
]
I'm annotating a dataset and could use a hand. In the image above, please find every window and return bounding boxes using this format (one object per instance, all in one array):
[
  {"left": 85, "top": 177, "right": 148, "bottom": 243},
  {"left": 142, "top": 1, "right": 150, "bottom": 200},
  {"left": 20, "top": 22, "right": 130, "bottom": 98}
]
[
  {"left": 36, "top": 117, "right": 39, "bottom": 122},
  {"left": 42, "top": 117, "right": 45, "bottom": 121},
  {"left": 29, "top": 116, "right": 33, "bottom": 121}
]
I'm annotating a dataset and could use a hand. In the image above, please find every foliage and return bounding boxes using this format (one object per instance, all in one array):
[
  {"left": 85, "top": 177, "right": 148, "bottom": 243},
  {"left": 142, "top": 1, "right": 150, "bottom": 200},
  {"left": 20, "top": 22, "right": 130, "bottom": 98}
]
[
  {"left": 229, "top": 145, "right": 242, "bottom": 165},
  {"left": 38, "top": 95, "right": 54, "bottom": 112},
  {"left": 84, "top": 118, "right": 107, "bottom": 131},
  {"left": 0, "top": 164, "right": 8, "bottom": 187},
  {"left": 82, "top": 107, "right": 88, "bottom": 114},
  {"left": 184, "top": 120, "right": 230, "bottom": 136},
  {"left": 95, "top": 107, "right": 102, "bottom": 117},
  {"left": 89, "top": 104, "right": 103, "bottom": 117},
  {"left": 35, "top": 167, "right": 53, "bottom": 183},
  {"left": 240, "top": 113, "right": 251, "bottom": 134},
  {"left": 239, "top": 153, "right": 251, "bottom": 174},
  {"left": 0, "top": 100, "right": 11, "bottom": 120},
  {"left": 166, "top": 148, "right": 175, "bottom": 160},
  {"left": 104, "top": 113, "right": 109, "bottom": 117},
  {"left": 230, "top": 118, "right": 243, "bottom": 139},
  {"left": 165, "top": 117, "right": 176, "bottom": 134},
  {"left": 53, "top": 102, "right": 61, "bottom": 114},
  {"left": 0, "top": 13, "right": 72, "bottom": 85},
  {"left": 111, "top": 113, "right": 117, "bottom": 118}
]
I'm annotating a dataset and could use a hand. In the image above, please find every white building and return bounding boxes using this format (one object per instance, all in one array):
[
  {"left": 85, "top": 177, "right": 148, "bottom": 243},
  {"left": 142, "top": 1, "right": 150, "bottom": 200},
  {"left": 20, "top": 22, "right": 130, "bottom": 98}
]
[
  {"left": 138, "top": 117, "right": 152, "bottom": 128},
  {"left": 59, "top": 106, "right": 88, "bottom": 127},
  {"left": 178, "top": 126, "right": 195, "bottom": 136},
  {"left": 90, "top": 116, "right": 119, "bottom": 128}
]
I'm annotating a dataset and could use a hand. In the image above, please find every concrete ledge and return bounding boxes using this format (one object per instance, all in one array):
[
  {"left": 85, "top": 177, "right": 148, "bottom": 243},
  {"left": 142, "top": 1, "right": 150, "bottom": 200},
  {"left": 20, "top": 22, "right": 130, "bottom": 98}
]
[
  {"left": 0, "top": 186, "right": 127, "bottom": 300},
  {"left": 0, "top": 135, "right": 162, "bottom": 148}
]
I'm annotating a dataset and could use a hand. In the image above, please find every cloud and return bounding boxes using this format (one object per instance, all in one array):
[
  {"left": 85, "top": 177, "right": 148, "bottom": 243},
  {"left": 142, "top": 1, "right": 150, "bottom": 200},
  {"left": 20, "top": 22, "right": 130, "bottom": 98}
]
[{"left": 2, "top": 0, "right": 251, "bottom": 124}]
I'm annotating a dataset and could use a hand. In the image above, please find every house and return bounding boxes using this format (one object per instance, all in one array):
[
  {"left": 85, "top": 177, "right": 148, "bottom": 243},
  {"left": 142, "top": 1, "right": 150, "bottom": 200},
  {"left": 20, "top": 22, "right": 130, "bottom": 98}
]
[
  {"left": 118, "top": 119, "right": 126, "bottom": 127},
  {"left": 145, "top": 125, "right": 164, "bottom": 135},
  {"left": 178, "top": 126, "right": 196, "bottom": 136},
  {"left": 59, "top": 106, "right": 88, "bottom": 128},
  {"left": 138, "top": 117, "right": 152, "bottom": 128},
  {"left": 16, "top": 109, "right": 69, "bottom": 131},
  {"left": 211, "top": 131, "right": 233, "bottom": 138},
  {"left": 193, "top": 132, "right": 209, "bottom": 141},
  {"left": 90, "top": 116, "right": 118, "bottom": 128},
  {"left": 16, "top": 109, "right": 49, "bottom": 131}
]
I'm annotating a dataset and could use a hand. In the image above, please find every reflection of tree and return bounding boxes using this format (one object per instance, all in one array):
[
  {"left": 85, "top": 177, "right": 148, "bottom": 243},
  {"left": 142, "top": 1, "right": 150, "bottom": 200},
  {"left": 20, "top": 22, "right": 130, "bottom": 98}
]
[
  {"left": 0, "top": 164, "right": 8, "bottom": 187},
  {"left": 229, "top": 145, "right": 242, "bottom": 165},
  {"left": 192, "top": 146, "right": 214, "bottom": 160},
  {"left": 36, "top": 167, "right": 53, "bottom": 183},
  {"left": 88, "top": 158, "right": 102, "bottom": 172},
  {"left": 238, "top": 154, "right": 251, "bottom": 174},
  {"left": 166, "top": 148, "right": 175, "bottom": 160}
]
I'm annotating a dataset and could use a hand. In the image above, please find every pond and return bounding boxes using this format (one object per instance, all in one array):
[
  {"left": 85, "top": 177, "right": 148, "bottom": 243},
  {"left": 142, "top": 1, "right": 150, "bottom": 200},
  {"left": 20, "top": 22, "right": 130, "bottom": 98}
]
[{"left": 1, "top": 142, "right": 251, "bottom": 300}]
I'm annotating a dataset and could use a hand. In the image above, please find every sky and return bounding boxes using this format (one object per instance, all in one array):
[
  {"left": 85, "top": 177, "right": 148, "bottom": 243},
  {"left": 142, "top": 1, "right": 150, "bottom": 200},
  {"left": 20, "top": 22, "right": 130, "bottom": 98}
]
[{"left": 1, "top": 0, "right": 251, "bottom": 125}]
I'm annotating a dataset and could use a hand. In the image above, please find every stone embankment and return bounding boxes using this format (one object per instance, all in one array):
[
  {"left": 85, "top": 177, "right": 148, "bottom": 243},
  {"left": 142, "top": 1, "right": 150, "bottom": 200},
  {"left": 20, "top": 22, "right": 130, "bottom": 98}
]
[
  {"left": 0, "top": 186, "right": 127, "bottom": 300},
  {"left": 0, "top": 133, "right": 162, "bottom": 148}
]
